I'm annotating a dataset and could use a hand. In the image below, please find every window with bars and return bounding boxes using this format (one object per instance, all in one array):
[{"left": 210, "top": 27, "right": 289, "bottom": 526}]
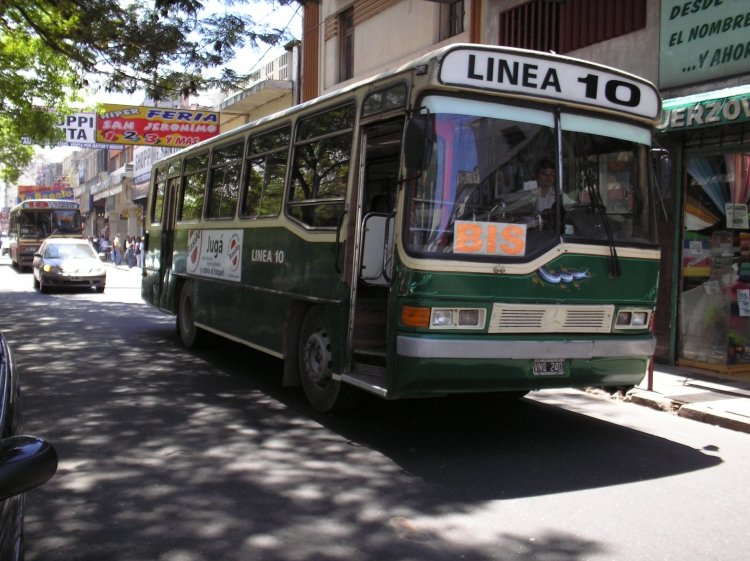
[
  {"left": 338, "top": 7, "right": 354, "bottom": 82},
  {"left": 498, "top": 0, "right": 646, "bottom": 54},
  {"left": 440, "top": 1, "right": 465, "bottom": 41}
]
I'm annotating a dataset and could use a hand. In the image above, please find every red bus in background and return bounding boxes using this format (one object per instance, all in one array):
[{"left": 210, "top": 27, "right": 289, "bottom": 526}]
[{"left": 8, "top": 199, "right": 82, "bottom": 269}]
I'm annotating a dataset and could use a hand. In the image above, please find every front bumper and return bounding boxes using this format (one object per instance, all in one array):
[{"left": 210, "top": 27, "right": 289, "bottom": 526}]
[
  {"left": 391, "top": 334, "right": 654, "bottom": 397},
  {"left": 40, "top": 272, "right": 106, "bottom": 289}
]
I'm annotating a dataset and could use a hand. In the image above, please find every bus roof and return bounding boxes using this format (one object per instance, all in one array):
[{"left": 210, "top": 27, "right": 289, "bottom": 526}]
[
  {"left": 11, "top": 199, "right": 80, "bottom": 211},
  {"left": 156, "top": 43, "right": 661, "bottom": 164}
]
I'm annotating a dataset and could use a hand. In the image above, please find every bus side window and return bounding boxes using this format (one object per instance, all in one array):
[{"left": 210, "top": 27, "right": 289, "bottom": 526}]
[
  {"left": 179, "top": 153, "right": 208, "bottom": 221},
  {"left": 207, "top": 141, "right": 243, "bottom": 220},
  {"left": 242, "top": 126, "right": 290, "bottom": 218},
  {"left": 288, "top": 104, "right": 355, "bottom": 228},
  {"left": 152, "top": 168, "right": 167, "bottom": 225}
]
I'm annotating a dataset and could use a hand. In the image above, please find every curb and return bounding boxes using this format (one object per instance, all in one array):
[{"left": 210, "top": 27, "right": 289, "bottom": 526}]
[
  {"left": 678, "top": 404, "right": 750, "bottom": 434},
  {"left": 626, "top": 390, "right": 679, "bottom": 413},
  {"left": 626, "top": 389, "right": 750, "bottom": 434}
]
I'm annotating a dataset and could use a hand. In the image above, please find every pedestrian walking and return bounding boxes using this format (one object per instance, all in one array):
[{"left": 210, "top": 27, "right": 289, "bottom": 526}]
[
  {"left": 135, "top": 236, "right": 143, "bottom": 268},
  {"left": 126, "top": 236, "right": 137, "bottom": 267},
  {"left": 113, "top": 234, "right": 122, "bottom": 265}
]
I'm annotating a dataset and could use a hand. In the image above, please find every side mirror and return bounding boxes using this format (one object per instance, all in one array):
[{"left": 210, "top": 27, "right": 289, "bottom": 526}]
[
  {"left": 404, "top": 116, "right": 435, "bottom": 171},
  {"left": 0, "top": 436, "right": 58, "bottom": 501},
  {"left": 651, "top": 147, "right": 672, "bottom": 199}
]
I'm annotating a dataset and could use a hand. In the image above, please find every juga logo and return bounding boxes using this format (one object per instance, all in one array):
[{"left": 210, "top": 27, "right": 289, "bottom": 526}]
[
  {"left": 228, "top": 235, "right": 241, "bottom": 270},
  {"left": 206, "top": 235, "right": 223, "bottom": 258},
  {"left": 187, "top": 230, "right": 201, "bottom": 270}
]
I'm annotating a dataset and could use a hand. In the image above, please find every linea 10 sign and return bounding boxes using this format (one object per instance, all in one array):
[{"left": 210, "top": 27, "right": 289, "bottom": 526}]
[{"left": 438, "top": 46, "right": 661, "bottom": 121}]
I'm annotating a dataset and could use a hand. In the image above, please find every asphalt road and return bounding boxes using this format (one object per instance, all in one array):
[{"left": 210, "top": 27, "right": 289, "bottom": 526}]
[{"left": 1, "top": 255, "right": 749, "bottom": 561}]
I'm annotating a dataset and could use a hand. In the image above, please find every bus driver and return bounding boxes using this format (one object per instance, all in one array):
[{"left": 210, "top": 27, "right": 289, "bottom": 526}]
[{"left": 529, "top": 159, "right": 574, "bottom": 211}]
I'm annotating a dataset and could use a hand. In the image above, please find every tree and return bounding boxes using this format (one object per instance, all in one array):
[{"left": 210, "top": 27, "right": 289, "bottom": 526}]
[{"left": 0, "top": 0, "right": 306, "bottom": 184}]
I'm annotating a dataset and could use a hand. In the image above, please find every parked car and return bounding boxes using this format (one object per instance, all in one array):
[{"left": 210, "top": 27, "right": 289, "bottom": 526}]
[
  {"left": 32, "top": 237, "right": 106, "bottom": 293},
  {"left": 0, "top": 332, "right": 58, "bottom": 561}
]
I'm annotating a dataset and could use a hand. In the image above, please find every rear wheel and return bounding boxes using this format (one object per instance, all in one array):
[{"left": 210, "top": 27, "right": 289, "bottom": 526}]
[
  {"left": 298, "top": 307, "right": 358, "bottom": 413},
  {"left": 177, "top": 282, "right": 208, "bottom": 348}
]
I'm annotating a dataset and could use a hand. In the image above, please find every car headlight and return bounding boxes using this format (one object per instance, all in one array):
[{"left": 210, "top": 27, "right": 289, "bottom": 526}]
[{"left": 42, "top": 264, "right": 61, "bottom": 273}]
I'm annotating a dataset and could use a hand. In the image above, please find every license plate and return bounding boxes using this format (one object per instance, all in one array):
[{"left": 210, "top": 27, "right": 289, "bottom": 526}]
[{"left": 532, "top": 359, "right": 566, "bottom": 376}]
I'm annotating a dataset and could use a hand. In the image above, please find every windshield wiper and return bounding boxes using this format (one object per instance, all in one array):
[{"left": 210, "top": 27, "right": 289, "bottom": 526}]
[{"left": 584, "top": 166, "right": 620, "bottom": 278}]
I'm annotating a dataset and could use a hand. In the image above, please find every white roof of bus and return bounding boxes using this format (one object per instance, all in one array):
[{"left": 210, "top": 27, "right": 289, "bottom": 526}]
[{"left": 157, "top": 43, "right": 660, "bottom": 164}]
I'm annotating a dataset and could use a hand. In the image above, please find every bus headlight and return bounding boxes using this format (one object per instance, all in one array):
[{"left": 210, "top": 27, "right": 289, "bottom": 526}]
[
  {"left": 400, "top": 306, "right": 486, "bottom": 330},
  {"left": 615, "top": 309, "right": 650, "bottom": 329},
  {"left": 430, "top": 308, "right": 485, "bottom": 330},
  {"left": 432, "top": 309, "right": 454, "bottom": 326}
]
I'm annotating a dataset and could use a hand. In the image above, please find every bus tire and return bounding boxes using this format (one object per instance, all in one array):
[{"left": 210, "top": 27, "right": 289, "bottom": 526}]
[
  {"left": 298, "top": 306, "right": 358, "bottom": 413},
  {"left": 177, "top": 281, "right": 207, "bottom": 348}
]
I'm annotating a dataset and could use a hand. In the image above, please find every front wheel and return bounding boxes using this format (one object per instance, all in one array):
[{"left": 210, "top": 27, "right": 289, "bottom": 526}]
[
  {"left": 298, "top": 307, "right": 358, "bottom": 413},
  {"left": 177, "top": 282, "right": 208, "bottom": 348}
]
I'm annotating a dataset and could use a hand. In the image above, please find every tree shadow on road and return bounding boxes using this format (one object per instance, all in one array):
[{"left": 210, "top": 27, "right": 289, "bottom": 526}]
[{"left": 0, "top": 291, "right": 721, "bottom": 561}]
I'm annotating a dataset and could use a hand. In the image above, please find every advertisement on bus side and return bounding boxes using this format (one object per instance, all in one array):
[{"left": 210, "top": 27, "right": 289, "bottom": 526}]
[{"left": 186, "top": 229, "right": 242, "bottom": 282}]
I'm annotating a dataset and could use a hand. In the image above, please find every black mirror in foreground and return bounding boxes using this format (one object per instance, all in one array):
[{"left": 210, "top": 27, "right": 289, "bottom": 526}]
[{"left": 0, "top": 436, "right": 58, "bottom": 501}]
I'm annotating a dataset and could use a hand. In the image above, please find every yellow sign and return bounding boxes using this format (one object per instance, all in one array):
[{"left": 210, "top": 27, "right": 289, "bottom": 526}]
[{"left": 96, "top": 104, "right": 221, "bottom": 147}]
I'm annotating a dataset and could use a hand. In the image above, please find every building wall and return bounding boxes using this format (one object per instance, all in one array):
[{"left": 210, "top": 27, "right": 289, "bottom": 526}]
[
  {"left": 482, "top": 0, "right": 660, "bottom": 85},
  {"left": 320, "top": 0, "right": 471, "bottom": 93},
  {"left": 220, "top": 95, "right": 294, "bottom": 133}
]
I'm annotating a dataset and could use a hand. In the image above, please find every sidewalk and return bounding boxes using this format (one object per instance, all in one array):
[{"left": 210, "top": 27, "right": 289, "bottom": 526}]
[
  {"left": 626, "top": 364, "right": 750, "bottom": 434},
  {"left": 106, "top": 261, "right": 143, "bottom": 272}
]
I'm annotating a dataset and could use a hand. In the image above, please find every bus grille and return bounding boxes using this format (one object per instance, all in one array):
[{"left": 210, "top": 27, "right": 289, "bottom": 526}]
[{"left": 488, "top": 303, "right": 615, "bottom": 334}]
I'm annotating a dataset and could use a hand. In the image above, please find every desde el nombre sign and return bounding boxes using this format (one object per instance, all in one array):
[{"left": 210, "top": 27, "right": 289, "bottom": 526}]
[
  {"left": 96, "top": 104, "right": 221, "bottom": 148},
  {"left": 660, "top": 0, "right": 750, "bottom": 89}
]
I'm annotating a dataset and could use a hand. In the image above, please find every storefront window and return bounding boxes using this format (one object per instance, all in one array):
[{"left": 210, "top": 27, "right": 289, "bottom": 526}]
[{"left": 679, "top": 152, "right": 750, "bottom": 367}]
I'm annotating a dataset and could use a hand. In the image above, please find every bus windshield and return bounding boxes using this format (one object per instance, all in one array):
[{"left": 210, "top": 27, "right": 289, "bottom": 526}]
[
  {"left": 18, "top": 209, "right": 82, "bottom": 239},
  {"left": 405, "top": 96, "right": 657, "bottom": 260}
]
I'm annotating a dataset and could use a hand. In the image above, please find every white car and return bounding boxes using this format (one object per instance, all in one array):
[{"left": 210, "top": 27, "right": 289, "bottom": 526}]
[{"left": 32, "top": 238, "right": 106, "bottom": 293}]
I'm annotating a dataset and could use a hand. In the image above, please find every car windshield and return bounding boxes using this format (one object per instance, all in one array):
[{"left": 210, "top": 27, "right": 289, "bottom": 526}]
[
  {"left": 404, "top": 96, "right": 657, "bottom": 261},
  {"left": 44, "top": 243, "right": 97, "bottom": 260}
]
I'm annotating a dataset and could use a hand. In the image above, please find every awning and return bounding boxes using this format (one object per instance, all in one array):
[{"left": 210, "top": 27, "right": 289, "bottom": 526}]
[{"left": 657, "top": 84, "right": 750, "bottom": 132}]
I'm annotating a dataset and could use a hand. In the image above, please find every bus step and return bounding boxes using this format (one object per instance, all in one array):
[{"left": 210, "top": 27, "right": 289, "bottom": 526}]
[
  {"left": 339, "top": 371, "right": 388, "bottom": 398},
  {"left": 353, "top": 347, "right": 386, "bottom": 366}
]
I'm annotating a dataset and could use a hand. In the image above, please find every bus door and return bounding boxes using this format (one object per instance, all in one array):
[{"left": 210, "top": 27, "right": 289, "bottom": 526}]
[
  {"left": 158, "top": 174, "right": 180, "bottom": 311},
  {"left": 344, "top": 120, "right": 403, "bottom": 378}
]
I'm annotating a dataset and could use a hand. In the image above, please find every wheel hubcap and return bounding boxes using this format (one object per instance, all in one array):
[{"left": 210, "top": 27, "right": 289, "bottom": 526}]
[{"left": 303, "top": 329, "right": 332, "bottom": 387}]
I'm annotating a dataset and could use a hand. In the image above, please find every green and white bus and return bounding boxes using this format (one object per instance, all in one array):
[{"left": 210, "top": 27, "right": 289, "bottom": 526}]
[{"left": 142, "top": 44, "right": 662, "bottom": 412}]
